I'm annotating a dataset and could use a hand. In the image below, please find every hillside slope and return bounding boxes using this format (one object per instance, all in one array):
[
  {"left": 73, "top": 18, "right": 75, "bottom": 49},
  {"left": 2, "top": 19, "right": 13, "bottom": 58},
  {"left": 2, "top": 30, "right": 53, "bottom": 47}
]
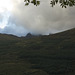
[{"left": 0, "top": 28, "right": 75, "bottom": 75}]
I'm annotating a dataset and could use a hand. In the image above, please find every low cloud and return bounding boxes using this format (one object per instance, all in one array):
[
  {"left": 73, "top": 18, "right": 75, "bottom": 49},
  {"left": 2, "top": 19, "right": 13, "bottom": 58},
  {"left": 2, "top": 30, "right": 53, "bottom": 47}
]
[{"left": 0, "top": 24, "right": 28, "bottom": 36}]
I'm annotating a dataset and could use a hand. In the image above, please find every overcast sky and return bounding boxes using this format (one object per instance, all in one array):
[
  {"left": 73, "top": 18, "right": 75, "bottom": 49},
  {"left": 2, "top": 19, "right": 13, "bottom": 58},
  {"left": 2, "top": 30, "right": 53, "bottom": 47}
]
[{"left": 0, "top": 0, "right": 75, "bottom": 36}]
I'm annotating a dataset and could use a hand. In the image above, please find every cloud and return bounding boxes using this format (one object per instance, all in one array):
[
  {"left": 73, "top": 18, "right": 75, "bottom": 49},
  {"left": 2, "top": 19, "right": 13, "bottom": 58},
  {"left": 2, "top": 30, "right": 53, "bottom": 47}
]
[
  {"left": 0, "top": 24, "right": 28, "bottom": 36},
  {"left": 10, "top": 0, "right": 75, "bottom": 34},
  {"left": 0, "top": 0, "right": 75, "bottom": 36}
]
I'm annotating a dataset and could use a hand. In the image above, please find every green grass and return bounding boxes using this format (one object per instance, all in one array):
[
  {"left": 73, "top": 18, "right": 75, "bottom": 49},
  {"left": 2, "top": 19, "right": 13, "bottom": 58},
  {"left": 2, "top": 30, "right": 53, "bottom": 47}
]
[{"left": 0, "top": 28, "right": 75, "bottom": 75}]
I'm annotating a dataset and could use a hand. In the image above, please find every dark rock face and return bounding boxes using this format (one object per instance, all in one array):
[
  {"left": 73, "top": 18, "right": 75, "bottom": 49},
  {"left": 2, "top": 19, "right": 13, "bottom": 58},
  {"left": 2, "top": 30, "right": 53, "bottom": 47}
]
[{"left": 26, "top": 33, "right": 34, "bottom": 38}]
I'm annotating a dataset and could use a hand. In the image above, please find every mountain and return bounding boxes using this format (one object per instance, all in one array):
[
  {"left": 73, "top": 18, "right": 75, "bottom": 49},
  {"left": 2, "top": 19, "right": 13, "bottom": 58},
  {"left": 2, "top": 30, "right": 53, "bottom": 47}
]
[
  {"left": 25, "top": 33, "right": 42, "bottom": 38},
  {"left": 0, "top": 28, "right": 75, "bottom": 75}
]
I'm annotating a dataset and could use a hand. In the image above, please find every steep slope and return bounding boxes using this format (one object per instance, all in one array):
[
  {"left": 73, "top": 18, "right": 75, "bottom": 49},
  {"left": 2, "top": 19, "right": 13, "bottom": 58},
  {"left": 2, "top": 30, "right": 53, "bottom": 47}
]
[{"left": 0, "top": 28, "right": 75, "bottom": 75}]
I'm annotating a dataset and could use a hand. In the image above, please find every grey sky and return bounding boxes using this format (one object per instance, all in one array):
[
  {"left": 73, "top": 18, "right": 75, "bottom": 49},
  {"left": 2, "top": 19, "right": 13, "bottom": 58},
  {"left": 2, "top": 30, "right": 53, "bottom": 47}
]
[{"left": 0, "top": 0, "right": 75, "bottom": 36}]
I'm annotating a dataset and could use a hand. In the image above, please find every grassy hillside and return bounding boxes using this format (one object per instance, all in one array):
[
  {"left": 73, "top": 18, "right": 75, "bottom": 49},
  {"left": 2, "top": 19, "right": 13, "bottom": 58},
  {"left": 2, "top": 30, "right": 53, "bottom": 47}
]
[{"left": 0, "top": 28, "right": 75, "bottom": 75}]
